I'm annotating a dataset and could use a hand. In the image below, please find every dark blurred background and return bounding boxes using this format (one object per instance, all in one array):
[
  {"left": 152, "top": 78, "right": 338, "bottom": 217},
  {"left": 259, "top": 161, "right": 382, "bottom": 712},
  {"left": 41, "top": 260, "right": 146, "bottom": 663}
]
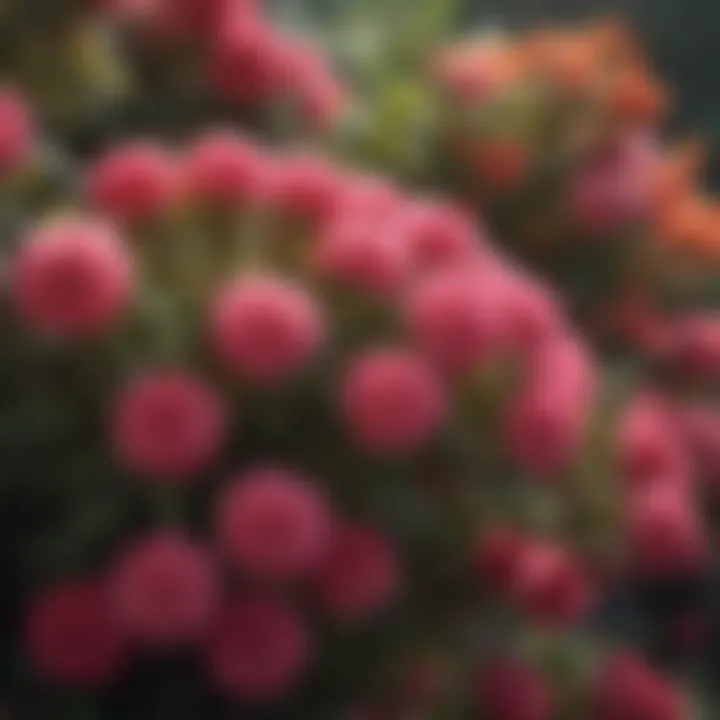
[{"left": 464, "top": 0, "right": 720, "bottom": 185}]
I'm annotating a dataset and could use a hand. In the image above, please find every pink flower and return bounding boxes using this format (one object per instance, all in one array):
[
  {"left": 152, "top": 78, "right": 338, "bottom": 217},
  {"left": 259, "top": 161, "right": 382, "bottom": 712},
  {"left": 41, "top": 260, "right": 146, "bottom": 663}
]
[
  {"left": 215, "top": 467, "right": 332, "bottom": 579},
  {"left": 313, "top": 214, "right": 410, "bottom": 295},
  {"left": 627, "top": 486, "right": 706, "bottom": 576},
  {"left": 617, "top": 393, "right": 688, "bottom": 489},
  {"left": 663, "top": 314, "right": 720, "bottom": 378},
  {"left": 84, "top": 141, "right": 178, "bottom": 221},
  {"left": 340, "top": 348, "right": 446, "bottom": 454},
  {"left": 25, "top": 579, "right": 127, "bottom": 687},
  {"left": 568, "top": 133, "right": 657, "bottom": 235},
  {"left": 312, "top": 524, "right": 399, "bottom": 622},
  {"left": 111, "top": 371, "right": 226, "bottom": 482},
  {"left": 501, "top": 272, "right": 565, "bottom": 354},
  {"left": 513, "top": 541, "right": 592, "bottom": 626},
  {"left": 209, "top": 275, "right": 324, "bottom": 383},
  {"left": 676, "top": 404, "right": 720, "bottom": 491},
  {"left": 12, "top": 218, "right": 134, "bottom": 338},
  {"left": 110, "top": 532, "right": 218, "bottom": 646},
  {"left": 590, "top": 651, "right": 685, "bottom": 720},
  {"left": 160, "top": 0, "right": 234, "bottom": 41},
  {"left": 473, "top": 525, "right": 527, "bottom": 594},
  {"left": 207, "top": 12, "right": 288, "bottom": 105},
  {"left": 502, "top": 337, "right": 596, "bottom": 476},
  {"left": 476, "top": 659, "right": 552, "bottom": 720},
  {"left": 399, "top": 201, "right": 478, "bottom": 272},
  {"left": 183, "top": 130, "right": 266, "bottom": 207},
  {"left": 0, "top": 88, "right": 33, "bottom": 172},
  {"left": 405, "top": 265, "right": 510, "bottom": 374},
  {"left": 204, "top": 598, "right": 311, "bottom": 701},
  {"left": 264, "top": 154, "right": 343, "bottom": 224},
  {"left": 339, "top": 176, "right": 405, "bottom": 220},
  {"left": 283, "top": 42, "right": 347, "bottom": 131}
]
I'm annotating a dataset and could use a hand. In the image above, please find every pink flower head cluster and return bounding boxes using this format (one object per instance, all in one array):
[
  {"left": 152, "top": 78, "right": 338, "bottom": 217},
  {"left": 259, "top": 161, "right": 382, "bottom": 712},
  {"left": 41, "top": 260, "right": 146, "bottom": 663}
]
[
  {"left": 110, "top": 0, "right": 346, "bottom": 131},
  {"left": 617, "top": 392, "right": 707, "bottom": 577},
  {"left": 9, "top": 131, "right": 674, "bottom": 717}
]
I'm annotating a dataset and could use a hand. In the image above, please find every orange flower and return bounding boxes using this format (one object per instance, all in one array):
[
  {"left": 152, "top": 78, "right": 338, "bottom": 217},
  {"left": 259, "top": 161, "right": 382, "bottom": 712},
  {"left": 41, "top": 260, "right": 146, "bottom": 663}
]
[
  {"left": 651, "top": 140, "right": 705, "bottom": 209},
  {"left": 655, "top": 194, "right": 720, "bottom": 258},
  {"left": 435, "top": 39, "right": 525, "bottom": 100},
  {"left": 523, "top": 30, "right": 602, "bottom": 91},
  {"left": 605, "top": 65, "right": 668, "bottom": 125}
]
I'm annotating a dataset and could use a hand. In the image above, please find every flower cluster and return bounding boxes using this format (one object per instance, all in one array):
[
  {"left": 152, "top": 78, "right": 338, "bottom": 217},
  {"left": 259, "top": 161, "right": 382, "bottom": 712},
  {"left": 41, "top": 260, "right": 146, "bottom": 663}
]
[
  {"left": 432, "top": 20, "right": 720, "bottom": 351},
  {"left": 0, "top": 4, "right": 709, "bottom": 719},
  {"left": 1, "top": 125, "right": 687, "bottom": 718}
]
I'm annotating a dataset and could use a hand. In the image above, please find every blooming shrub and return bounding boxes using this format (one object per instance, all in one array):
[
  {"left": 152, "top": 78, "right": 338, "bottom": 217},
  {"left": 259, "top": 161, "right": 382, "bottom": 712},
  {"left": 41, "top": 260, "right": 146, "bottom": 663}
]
[{"left": 0, "top": 2, "right": 711, "bottom": 719}]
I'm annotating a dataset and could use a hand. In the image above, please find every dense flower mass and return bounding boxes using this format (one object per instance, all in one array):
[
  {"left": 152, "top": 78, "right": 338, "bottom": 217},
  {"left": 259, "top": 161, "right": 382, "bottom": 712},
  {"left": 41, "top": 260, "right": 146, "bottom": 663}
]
[{"left": 0, "top": 3, "right": 714, "bottom": 719}]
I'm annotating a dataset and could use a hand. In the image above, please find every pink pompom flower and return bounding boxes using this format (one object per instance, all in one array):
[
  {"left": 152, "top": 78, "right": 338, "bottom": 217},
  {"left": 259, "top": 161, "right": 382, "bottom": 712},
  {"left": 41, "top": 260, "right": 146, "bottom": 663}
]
[
  {"left": 340, "top": 348, "right": 446, "bottom": 454},
  {"left": 264, "top": 154, "right": 344, "bottom": 225},
  {"left": 207, "top": 12, "right": 288, "bottom": 105},
  {"left": 111, "top": 370, "right": 226, "bottom": 482},
  {"left": 312, "top": 524, "right": 399, "bottom": 622},
  {"left": 183, "top": 130, "right": 266, "bottom": 208},
  {"left": 590, "top": 651, "right": 685, "bottom": 720},
  {"left": 84, "top": 141, "right": 179, "bottom": 221},
  {"left": 627, "top": 486, "right": 706, "bottom": 577},
  {"left": 25, "top": 578, "right": 127, "bottom": 687},
  {"left": 502, "top": 337, "right": 596, "bottom": 476},
  {"left": 399, "top": 201, "right": 478, "bottom": 273},
  {"left": 313, "top": 213, "right": 410, "bottom": 295},
  {"left": 513, "top": 540, "right": 592, "bottom": 626},
  {"left": 405, "top": 265, "right": 511, "bottom": 374},
  {"left": 476, "top": 658, "right": 552, "bottom": 720},
  {"left": 215, "top": 466, "right": 332, "bottom": 580},
  {"left": 0, "top": 87, "right": 34, "bottom": 173},
  {"left": 617, "top": 393, "right": 689, "bottom": 489},
  {"left": 209, "top": 275, "right": 324, "bottom": 383},
  {"left": 12, "top": 218, "right": 134, "bottom": 338},
  {"left": 110, "top": 532, "right": 218, "bottom": 646},
  {"left": 204, "top": 598, "right": 312, "bottom": 701}
]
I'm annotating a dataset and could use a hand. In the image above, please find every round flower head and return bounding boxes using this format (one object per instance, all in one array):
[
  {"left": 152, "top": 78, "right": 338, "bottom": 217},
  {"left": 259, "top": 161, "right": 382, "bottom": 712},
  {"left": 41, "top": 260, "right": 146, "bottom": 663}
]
[
  {"left": 339, "top": 176, "right": 405, "bottom": 220},
  {"left": 209, "top": 275, "right": 324, "bottom": 384},
  {"left": 502, "top": 336, "right": 595, "bottom": 476},
  {"left": 399, "top": 201, "right": 478, "bottom": 272},
  {"left": 84, "top": 141, "right": 178, "bottom": 221},
  {"left": 286, "top": 43, "right": 348, "bottom": 131},
  {"left": 264, "top": 154, "right": 343, "bottom": 225},
  {"left": 617, "top": 393, "right": 688, "bottom": 489},
  {"left": 312, "top": 524, "right": 399, "bottom": 622},
  {"left": 216, "top": 466, "right": 332, "bottom": 579},
  {"left": 12, "top": 218, "right": 134, "bottom": 338},
  {"left": 25, "top": 579, "right": 127, "bottom": 687},
  {"left": 0, "top": 87, "right": 34, "bottom": 173},
  {"left": 501, "top": 272, "right": 565, "bottom": 355},
  {"left": 208, "top": 12, "right": 289, "bottom": 105},
  {"left": 627, "top": 486, "right": 706, "bottom": 577},
  {"left": 111, "top": 371, "right": 226, "bottom": 482},
  {"left": 313, "top": 213, "right": 410, "bottom": 295},
  {"left": 405, "top": 265, "right": 510, "bottom": 374},
  {"left": 677, "top": 404, "right": 720, "bottom": 491},
  {"left": 663, "top": 314, "right": 720, "bottom": 378},
  {"left": 476, "top": 658, "right": 552, "bottom": 720},
  {"left": 110, "top": 532, "right": 218, "bottom": 646},
  {"left": 568, "top": 133, "right": 657, "bottom": 235},
  {"left": 340, "top": 348, "right": 446, "bottom": 454},
  {"left": 183, "top": 130, "right": 266, "bottom": 207},
  {"left": 590, "top": 651, "right": 685, "bottom": 720},
  {"left": 204, "top": 598, "right": 311, "bottom": 701},
  {"left": 513, "top": 541, "right": 592, "bottom": 626}
]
